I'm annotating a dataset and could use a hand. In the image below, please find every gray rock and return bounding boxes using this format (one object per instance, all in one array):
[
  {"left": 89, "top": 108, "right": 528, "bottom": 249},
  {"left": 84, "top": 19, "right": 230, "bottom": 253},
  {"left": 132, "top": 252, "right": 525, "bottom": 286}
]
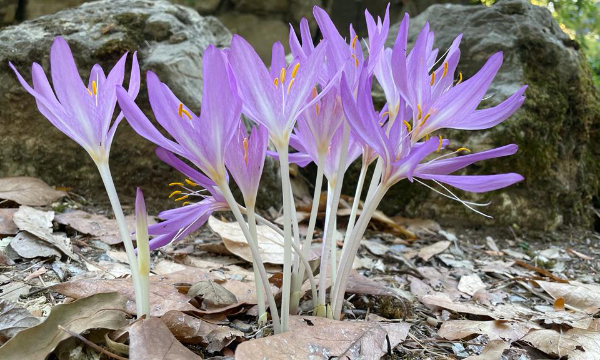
[
  {"left": 0, "top": 0, "right": 279, "bottom": 213},
  {"left": 374, "top": 0, "right": 600, "bottom": 230}
]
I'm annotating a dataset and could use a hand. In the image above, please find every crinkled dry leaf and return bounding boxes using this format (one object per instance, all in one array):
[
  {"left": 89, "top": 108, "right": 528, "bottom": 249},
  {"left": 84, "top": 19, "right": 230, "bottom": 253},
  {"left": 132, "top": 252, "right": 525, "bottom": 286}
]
[
  {"left": 0, "top": 177, "right": 65, "bottom": 206},
  {"left": 161, "top": 310, "right": 221, "bottom": 345},
  {"left": 338, "top": 208, "right": 416, "bottom": 239},
  {"left": 234, "top": 316, "right": 410, "bottom": 360},
  {"left": 0, "top": 292, "right": 128, "bottom": 360},
  {"left": 205, "top": 325, "right": 243, "bottom": 353},
  {"left": 536, "top": 281, "right": 600, "bottom": 313},
  {"left": 13, "top": 206, "right": 75, "bottom": 260},
  {"left": 418, "top": 241, "right": 450, "bottom": 261},
  {"left": 0, "top": 209, "right": 18, "bottom": 235},
  {"left": 129, "top": 317, "right": 202, "bottom": 360},
  {"left": 531, "top": 309, "right": 593, "bottom": 329},
  {"left": 458, "top": 274, "right": 487, "bottom": 296},
  {"left": 54, "top": 211, "right": 156, "bottom": 245},
  {"left": 0, "top": 299, "right": 39, "bottom": 341},
  {"left": 9, "top": 232, "right": 61, "bottom": 259},
  {"left": 209, "top": 216, "right": 285, "bottom": 264},
  {"left": 464, "top": 340, "right": 509, "bottom": 360},
  {"left": 522, "top": 328, "right": 600, "bottom": 360},
  {"left": 438, "top": 320, "right": 539, "bottom": 341},
  {"left": 421, "top": 292, "right": 492, "bottom": 317},
  {"left": 188, "top": 280, "right": 237, "bottom": 309}
]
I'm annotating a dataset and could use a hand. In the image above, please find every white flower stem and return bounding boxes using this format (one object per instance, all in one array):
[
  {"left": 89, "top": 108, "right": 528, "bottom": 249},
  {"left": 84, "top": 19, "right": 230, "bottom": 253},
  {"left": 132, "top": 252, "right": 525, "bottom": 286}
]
[
  {"left": 364, "top": 157, "right": 382, "bottom": 204},
  {"left": 217, "top": 181, "right": 281, "bottom": 334},
  {"left": 136, "top": 206, "right": 151, "bottom": 318},
  {"left": 276, "top": 146, "right": 293, "bottom": 331},
  {"left": 331, "top": 184, "right": 388, "bottom": 319},
  {"left": 96, "top": 162, "right": 143, "bottom": 317},
  {"left": 343, "top": 159, "right": 369, "bottom": 247},
  {"left": 289, "top": 184, "right": 301, "bottom": 312},
  {"left": 290, "top": 152, "right": 324, "bottom": 313},
  {"left": 317, "top": 122, "right": 350, "bottom": 314},
  {"left": 246, "top": 204, "right": 267, "bottom": 325}
]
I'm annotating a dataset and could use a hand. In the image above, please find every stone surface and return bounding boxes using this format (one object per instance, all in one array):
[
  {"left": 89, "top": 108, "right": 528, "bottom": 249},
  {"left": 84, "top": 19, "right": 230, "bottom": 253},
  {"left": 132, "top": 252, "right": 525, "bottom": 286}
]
[
  {"left": 232, "top": 0, "right": 289, "bottom": 14},
  {"left": 0, "top": 0, "right": 281, "bottom": 213},
  {"left": 218, "top": 12, "right": 289, "bottom": 62},
  {"left": 373, "top": 0, "right": 600, "bottom": 230}
]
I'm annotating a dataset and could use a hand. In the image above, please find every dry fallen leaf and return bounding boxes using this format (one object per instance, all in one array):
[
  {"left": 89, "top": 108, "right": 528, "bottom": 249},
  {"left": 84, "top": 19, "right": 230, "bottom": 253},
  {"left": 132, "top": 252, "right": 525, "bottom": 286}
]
[
  {"left": 438, "top": 320, "right": 539, "bottom": 342},
  {"left": 9, "top": 232, "right": 61, "bottom": 259},
  {"left": 129, "top": 317, "right": 202, "bottom": 360},
  {"left": 161, "top": 310, "right": 221, "bottom": 345},
  {"left": 13, "top": 206, "right": 75, "bottom": 260},
  {"left": 188, "top": 280, "right": 237, "bottom": 310},
  {"left": 54, "top": 210, "right": 156, "bottom": 245},
  {"left": 566, "top": 248, "right": 594, "bottom": 260},
  {"left": 0, "top": 299, "right": 39, "bottom": 342},
  {"left": 522, "top": 328, "right": 600, "bottom": 360},
  {"left": 234, "top": 316, "right": 410, "bottom": 360},
  {"left": 0, "top": 292, "right": 128, "bottom": 360},
  {"left": 0, "top": 209, "right": 18, "bottom": 235},
  {"left": 464, "top": 340, "right": 509, "bottom": 360},
  {"left": 0, "top": 177, "right": 65, "bottom": 206},
  {"left": 554, "top": 297, "right": 565, "bottom": 311},
  {"left": 530, "top": 308, "right": 593, "bottom": 329},
  {"left": 536, "top": 280, "right": 600, "bottom": 313},
  {"left": 418, "top": 241, "right": 451, "bottom": 261},
  {"left": 458, "top": 274, "right": 487, "bottom": 296},
  {"left": 421, "top": 292, "right": 492, "bottom": 317}
]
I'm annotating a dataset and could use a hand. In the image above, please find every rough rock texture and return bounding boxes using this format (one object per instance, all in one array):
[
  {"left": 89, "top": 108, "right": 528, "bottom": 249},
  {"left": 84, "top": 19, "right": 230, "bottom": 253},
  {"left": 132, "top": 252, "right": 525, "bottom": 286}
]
[
  {"left": 0, "top": 0, "right": 281, "bottom": 212},
  {"left": 374, "top": 0, "right": 600, "bottom": 230}
]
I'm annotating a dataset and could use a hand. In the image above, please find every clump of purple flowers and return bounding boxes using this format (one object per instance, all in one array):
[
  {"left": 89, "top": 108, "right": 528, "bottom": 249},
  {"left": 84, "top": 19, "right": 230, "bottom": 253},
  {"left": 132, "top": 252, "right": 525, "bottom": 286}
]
[{"left": 12, "top": 4, "right": 525, "bottom": 333}]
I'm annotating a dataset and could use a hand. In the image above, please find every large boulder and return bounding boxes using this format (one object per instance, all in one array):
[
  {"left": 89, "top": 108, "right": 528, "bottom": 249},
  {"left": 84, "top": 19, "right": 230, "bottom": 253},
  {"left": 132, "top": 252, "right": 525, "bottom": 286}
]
[
  {"left": 0, "top": 0, "right": 281, "bottom": 212},
  {"left": 373, "top": 0, "right": 600, "bottom": 230}
]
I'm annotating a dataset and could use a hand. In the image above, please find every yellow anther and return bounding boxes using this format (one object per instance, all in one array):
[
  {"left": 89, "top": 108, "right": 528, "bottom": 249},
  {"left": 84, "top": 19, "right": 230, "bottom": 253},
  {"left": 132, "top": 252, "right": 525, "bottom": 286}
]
[
  {"left": 425, "top": 133, "right": 430, "bottom": 141},
  {"left": 287, "top": 78, "right": 295, "bottom": 94},
  {"left": 351, "top": 35, "right": 358, "bottom": 49},
  {"left": 169, "top": 182, "right": 184, "bottom": 187},
  {"left": 291, "top": 63, "right": 300, "bottom": 78},
  {"left": 184, "top": 179, "right": 197, "bottom": 186},
  {"left": 437, "top": 135, "right": 443, "bottom": 152},
  {"left": 380, "top": 111, "right": 389, "bottom": 117},
  {"left": 417, "top": 104, "right": 422, "bottom": 121},
  {"left": 430, "top": 72, "right": 435, "bottom": 86},
  {"left": 280, "top": 68, "right": 286, "bottom": 83},
  {"left": 442, "top": 62, "right": 448, "bottom": 78},
  {"left": 87, "top": 88, "right": 92, "bottom": 96},
  {"left": 178, "top": 103, "right": 192, "bottom": 120},
  {"left": 243, "top": 137, "right": 249, "bottom": 166},
  {"left": 403, "top": 120, "right": 412, "bottom": 133},
  {"left": 315, "top": 103, "right": 320, "bottom": 114},
  {"left": 351, "top": 54, "right": 359, "bottom": 67},
  {"left": 169, "top": 190, "right": 182, "bottom": 198},
  {"left": 420, "top": 113, "right": 431, "bottom": 126},
  {"left": 312, "top": 87, "right": 317, "bottom": 99},
  {"left": 456, "top": 147, "right": 471, "bottom": 153},
  {"left": 274, "top": 77, "right": 279, "bottom": 87},
  {"left": 92, "top": 80, "right": 97, "bottom": 95},
  {"left": 457, "top": 72, "right": 463, "bottom": 85},
  {"left": 175, "top": 195, "right": 188, "bottom": 201},
  {"left": 182, "top": 201, "right": 191, "bottom": 206}
]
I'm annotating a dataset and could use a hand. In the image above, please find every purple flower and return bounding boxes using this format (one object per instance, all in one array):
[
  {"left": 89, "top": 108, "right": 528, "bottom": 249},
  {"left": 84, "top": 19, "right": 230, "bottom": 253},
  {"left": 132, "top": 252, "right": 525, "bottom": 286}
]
[
  {"left": 147, "top": 148, "right": 228, "bottom": 250},
  {"left": 116, "top": 45, "right": 240, "bottom": 183},
  {"left": 341, "top": 72, "right": 523, "bottom": 192},
  {"left": 225, "top": 124, "right": 269, "bottom": 206},
  {"left": 227, "top": 35, "right": 328, "bottom": 148},
  {"left": 389, "top": 17, "right": 527, "bottom": 142},
  {"left": 10, "top": 36, "right": 140, "bottom": 163}
]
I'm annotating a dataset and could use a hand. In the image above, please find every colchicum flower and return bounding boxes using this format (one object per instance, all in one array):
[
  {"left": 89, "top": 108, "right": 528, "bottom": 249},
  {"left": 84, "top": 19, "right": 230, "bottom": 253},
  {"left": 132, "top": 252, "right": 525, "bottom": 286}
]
[{"left": 10, "top": 36, "right": 140, "bottom": 164}]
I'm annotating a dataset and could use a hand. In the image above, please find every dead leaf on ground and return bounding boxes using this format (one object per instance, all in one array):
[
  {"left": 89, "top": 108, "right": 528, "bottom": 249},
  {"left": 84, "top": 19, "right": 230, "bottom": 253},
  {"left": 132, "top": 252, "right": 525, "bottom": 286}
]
[
  {"left": 522, "top": 328, "right": 600, "bottom": 360},
  {"left": 13, "top": 206, "right": 75, "bottom": 260},
  {"left": 8, "top": 232, "right": 61, "bottom": 259},
  {"left": 54, "top": 210, "right": 156, "bottom": 245},
  {"left": 129, "top": 317, "right": 202, "bottom": 360},
  {"left": 392, "top": 216, "right": 440, "bottom": 235},
  {"left": 188, "top": 280, "right": 237, "bottom": 310},
  {"left": 536, "top": 280, "right": 600, "bottom": 313},
  {"left": 161, "top": 310, "right": 221, "bottom": 345},
  {"left": 338, "top": 208, "right": 416, "bottom": 239},
  {"left": 566, "top": 248, "right": 594, "bottom": 260},
  {"left": 464, "top": 340, "right": 509, "bottom": 360},
  {"left": 0, "top": 299, "right": 39, "bottom": 342},
  {"left": 458, "top": 274, "right": 487, "bottom": 296},
  {"left": 0, "top": 292, "right": 129, "bottom": 360},
  {"left": 530, "top": 308, "right": 593, "bottom": 329},
  {"left": 418, "top": 241, "right": 450, "bottom": 261},
  {"left": 0, "top": 177, "right": 66, "bottom": 206},
  {"left": 234, "top": 316, "right": 411, "bottom": 360},
  {"left": 421, "top": 292, "right": 492, "bottom": 317},
  {"left": 438, "top": 320, "right": 539, "bottom": 342},
  {"left": 0, "top": 209, "right": 18, "bottom": 235},
  {"left": 346, "top": 273, "right": 396, "bottom": 297}
]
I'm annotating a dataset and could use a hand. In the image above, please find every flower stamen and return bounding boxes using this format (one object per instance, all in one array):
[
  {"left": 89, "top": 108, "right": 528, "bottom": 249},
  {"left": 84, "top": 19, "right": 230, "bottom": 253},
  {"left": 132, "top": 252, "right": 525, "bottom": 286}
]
[
  {"left": 351, "top": 35, "right": 358, "bottom": 49},
  {"left": 287, "top": 78, "right": 295, "bottom": 94},
  {"left": 291, "top": 63, "right": 300, "bottom": 78},
  {"left": 178, "top": 103, "right": 192, "bottom": 120},
  {"left": 420, "top": 113, "right": 431, "bottom": 126},
  {"left": 280, "top": 68, "right": 286, "bottom": 83},
  {"left": 437, "top": 135, "right": 443, "bottom": 152},
  {"left": 457, "top": 72, "right": 463, "bottom": 85},
  {"left": 243, "top": 137, "right": 249, "bottom": 166},
  {"left": 92, "top": 80, "right": 97, "bottom": 95},
  {"left": 184, "top": 179, "right": 197, "bottom": 186},
  {"left": 174, "top": 195, "right": 188, "bottom": 201},
  {"left": 442, "top": 62, "right": 448, "bottom": 78},
  {"left": 417, "top": 104, "right": 422, "bottom": 121},
  {"left": 274, "top": 77, "right": 279, "bottom": 87},
  {"left": 169, "top": 182, "right": 184, "bottom": 187},
  {"left": 403, "top": 120, "right": 412, "bottom": 132},
  {"left": 169, "top": 190, "right": 182, "bottom": 198},
  {"left": 351, "top": 54, "right": 359, "bottom": 67},
  {"left": 430, "top": 72, "right": 435, "bottom": 86},
  {"left": 456, "top": 147, "right": 471, "bottom": 153}
]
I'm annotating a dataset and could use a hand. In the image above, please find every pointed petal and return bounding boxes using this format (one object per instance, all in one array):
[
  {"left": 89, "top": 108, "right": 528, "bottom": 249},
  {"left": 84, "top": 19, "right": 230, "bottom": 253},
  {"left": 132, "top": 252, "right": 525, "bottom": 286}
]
[
  {"left": 418, "top": 173, "right": 524, "bottom": 193},
  {"left": 391, "top": 13, "right": 410, "bottom": 102},
  {"left": 270, "top": 41, "right": 286, "bottom": 79},
  {"left": 155, "top": 147, "right": 216, "bottom": 191},
  {"left": 416, "top": 144, "right": 518, "bottom": 175}
]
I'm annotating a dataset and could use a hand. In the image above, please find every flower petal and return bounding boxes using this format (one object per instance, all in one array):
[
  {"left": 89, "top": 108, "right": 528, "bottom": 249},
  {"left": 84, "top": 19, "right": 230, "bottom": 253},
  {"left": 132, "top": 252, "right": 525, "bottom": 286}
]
[
  {"left": 416, "top": 144, "right": 518, "bottom": 175},
  {"left": 417, "top": 173, "right": 524, "bottom": 193}
]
